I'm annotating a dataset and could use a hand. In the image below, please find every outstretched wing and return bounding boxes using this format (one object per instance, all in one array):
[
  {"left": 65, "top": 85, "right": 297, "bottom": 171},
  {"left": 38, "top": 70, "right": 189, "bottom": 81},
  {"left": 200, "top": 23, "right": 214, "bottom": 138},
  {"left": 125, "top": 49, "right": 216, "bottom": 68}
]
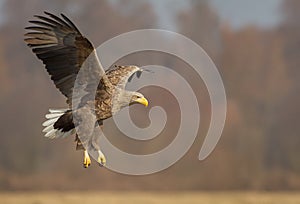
[
  {"left": 24, "top": 11, "right": 110, "bottom": 103},
  {"left": 106, "top": 65, "right": 143, "bottom": 89}
]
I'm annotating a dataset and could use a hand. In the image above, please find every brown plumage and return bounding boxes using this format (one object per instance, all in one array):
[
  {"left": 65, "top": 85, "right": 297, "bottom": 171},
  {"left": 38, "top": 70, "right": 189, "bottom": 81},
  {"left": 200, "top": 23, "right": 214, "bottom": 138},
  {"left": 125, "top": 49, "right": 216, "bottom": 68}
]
[{"left": 24, "top": 12, "right": 149, "bottom": 168}]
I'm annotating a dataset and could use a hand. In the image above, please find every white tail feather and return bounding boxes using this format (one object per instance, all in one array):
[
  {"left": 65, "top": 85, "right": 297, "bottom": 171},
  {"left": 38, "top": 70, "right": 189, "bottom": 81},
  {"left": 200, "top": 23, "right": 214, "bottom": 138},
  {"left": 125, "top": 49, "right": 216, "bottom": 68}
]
[
  {"left": 43, "top": 108, "right": 74, "bottom": 139},
  {"left": 42, "top": 118, "right": 58, "bottom": 127},
  {"left": 42, "top": 124, "right": 54, "bottom": 133},
  {"left": 49, "top": 108, "right": 68, "bottom": 113},
  {"left": 45, "top": 128, "right": 56, "bottom": 138},
  {"left": 45, "top": 113, "right": 64, "bottom": 119}
]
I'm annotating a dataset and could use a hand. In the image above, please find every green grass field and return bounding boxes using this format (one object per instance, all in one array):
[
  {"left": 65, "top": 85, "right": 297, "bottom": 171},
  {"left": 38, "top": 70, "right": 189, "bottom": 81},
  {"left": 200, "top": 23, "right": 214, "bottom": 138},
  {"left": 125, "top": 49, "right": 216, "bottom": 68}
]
[{"left": 1, "top": 192, "right": 300, "bottom": 204}]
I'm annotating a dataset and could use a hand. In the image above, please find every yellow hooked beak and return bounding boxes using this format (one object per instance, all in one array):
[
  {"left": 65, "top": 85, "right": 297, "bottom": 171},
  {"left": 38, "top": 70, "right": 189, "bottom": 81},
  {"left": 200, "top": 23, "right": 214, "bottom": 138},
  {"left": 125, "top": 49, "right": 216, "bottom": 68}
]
[{"left": 135, "top": 97, "right": 148, "bottom": 107}]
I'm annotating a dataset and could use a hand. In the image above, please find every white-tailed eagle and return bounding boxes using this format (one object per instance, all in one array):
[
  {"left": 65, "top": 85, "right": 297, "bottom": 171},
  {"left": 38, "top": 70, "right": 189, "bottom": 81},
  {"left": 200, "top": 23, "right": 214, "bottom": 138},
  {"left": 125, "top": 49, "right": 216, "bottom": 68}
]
[{"left": 24, "top": 12, "right": 149, "bottom": 168}]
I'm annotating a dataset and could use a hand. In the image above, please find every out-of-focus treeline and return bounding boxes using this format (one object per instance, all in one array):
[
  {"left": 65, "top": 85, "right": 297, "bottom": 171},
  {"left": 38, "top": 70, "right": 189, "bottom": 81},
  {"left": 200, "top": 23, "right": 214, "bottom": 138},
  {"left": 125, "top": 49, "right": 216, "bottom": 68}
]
[{"left": 0, "top": 0, "right": 299, "bottom": 191}]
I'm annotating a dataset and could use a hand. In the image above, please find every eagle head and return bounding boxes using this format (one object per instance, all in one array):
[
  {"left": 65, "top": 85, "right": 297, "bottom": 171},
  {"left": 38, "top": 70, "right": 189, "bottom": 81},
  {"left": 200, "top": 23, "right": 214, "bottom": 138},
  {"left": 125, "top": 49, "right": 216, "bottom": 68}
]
[{"left": 130, "top": 92, "right": 148, "bottom": 107}]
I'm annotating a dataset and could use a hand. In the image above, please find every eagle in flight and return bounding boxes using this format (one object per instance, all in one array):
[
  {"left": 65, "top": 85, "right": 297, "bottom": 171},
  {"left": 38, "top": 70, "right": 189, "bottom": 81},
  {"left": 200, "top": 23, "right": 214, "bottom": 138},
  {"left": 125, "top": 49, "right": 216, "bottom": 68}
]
[{"left": 24, "top": 12, "right": 149, "bottom": 168}]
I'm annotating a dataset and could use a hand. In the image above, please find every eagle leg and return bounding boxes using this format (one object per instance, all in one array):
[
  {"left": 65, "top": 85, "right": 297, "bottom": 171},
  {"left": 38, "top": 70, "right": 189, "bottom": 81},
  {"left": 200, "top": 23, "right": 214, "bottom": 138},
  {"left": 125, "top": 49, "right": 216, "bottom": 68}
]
[
  {"left": 83, "top": 150, "right": 91, "bottom": 168},
  {"left": 75, "top": 134, "right": 91, "bottom": 168},
  {"left": 97, "top": 150, "right": 106, "bottom": 167}
]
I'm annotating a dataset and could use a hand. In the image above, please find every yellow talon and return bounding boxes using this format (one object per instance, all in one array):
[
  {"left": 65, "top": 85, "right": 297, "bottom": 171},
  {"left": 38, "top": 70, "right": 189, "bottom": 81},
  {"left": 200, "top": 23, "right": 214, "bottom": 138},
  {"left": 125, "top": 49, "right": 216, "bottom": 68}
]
[
  {"left": 83, "top": 150, "right": 91, "bottom": 168},
  {"left": 97, "top": 150, "right": 106, "bottom": 167}
]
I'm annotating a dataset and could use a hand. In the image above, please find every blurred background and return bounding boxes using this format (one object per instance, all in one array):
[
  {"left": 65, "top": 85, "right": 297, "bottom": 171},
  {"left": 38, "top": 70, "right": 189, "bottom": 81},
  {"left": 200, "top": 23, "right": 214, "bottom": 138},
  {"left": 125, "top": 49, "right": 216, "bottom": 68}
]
[{"left": 0, "top": 0, "right": 300, "bottom": 193}]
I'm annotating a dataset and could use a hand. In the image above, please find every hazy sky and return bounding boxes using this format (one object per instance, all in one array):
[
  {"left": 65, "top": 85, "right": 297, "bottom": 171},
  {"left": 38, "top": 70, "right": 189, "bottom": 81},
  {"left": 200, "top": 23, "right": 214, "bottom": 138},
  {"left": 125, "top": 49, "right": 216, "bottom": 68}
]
[
  {"left": 211, "top": 0, "right": 282, "bottom": 29},
  {"left": 0, "top": 0, "right": 283, "bottom": 30},
  {"left": 150, "top": 0, "right": 282, "bottom": 30}
]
